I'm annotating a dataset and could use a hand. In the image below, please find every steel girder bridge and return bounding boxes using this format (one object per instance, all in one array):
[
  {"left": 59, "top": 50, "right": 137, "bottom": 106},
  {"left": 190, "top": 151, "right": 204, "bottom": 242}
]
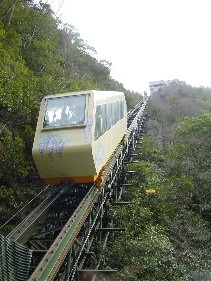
[{"left": 0, "top": 98, "right": 147, "bottom": 281}]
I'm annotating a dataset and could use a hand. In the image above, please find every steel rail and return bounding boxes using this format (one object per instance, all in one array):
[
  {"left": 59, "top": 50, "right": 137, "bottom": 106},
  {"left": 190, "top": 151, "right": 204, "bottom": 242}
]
[
  {"left": 29, "top": 185, "right": 100, "bottom": 281},
  {"left": 7, "top": 185, "right": 69, "bottom": 244}
]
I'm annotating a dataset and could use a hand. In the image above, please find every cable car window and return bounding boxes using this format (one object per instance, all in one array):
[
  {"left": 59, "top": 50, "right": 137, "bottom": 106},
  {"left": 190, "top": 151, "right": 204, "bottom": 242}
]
[
  {"left": 112, "top": 101, "right": 120, "bottom": 125},
  {"left": 94, "top": 105, "right": 106, "bottom": 139},
  {"left": 120, "top": 100, "right": 125, "bottom": 119},
  {"left": 107, "top": 103, "right": 112, "bottom": 129},
  {"left": 94, "top": 100, "right": 125, "bottom": 140},
  {"left": 43, "top": 95, "right": 86, "bottom": 128}
]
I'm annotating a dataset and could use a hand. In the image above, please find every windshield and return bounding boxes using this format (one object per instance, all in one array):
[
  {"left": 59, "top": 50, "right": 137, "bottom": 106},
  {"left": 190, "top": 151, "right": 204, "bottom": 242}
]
[{"left": 43, "top": 95, "right": 86, "bottom": 128}]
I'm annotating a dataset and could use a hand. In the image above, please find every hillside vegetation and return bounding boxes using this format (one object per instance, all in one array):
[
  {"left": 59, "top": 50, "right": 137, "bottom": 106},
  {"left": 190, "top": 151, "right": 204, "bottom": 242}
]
[
  {"left": 0, "top": 0, "right": 143, "bottom": 227},
  {"left": 104, "top": 81, "right": 211, "bottom": 281},
  {"left": 1, "top": 2, "right": 211, "bottom": 280}
]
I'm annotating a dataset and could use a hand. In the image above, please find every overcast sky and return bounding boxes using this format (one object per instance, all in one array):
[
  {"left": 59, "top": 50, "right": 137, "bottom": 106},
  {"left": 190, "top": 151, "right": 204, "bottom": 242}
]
[{"left": 46, "top": 0, "right": 211, "bottom": 93}]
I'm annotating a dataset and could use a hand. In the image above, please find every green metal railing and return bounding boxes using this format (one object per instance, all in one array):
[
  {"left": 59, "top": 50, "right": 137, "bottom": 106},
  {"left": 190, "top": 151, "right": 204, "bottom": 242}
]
[{"left": 0, "top": 234, "right": 32, "bottom": 281}]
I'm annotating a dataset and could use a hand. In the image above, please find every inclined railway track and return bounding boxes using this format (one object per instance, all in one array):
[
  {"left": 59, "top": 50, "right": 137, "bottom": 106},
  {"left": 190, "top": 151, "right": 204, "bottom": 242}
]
[{"left": 0, "top": 98, "right": 147, "bottom": 281}]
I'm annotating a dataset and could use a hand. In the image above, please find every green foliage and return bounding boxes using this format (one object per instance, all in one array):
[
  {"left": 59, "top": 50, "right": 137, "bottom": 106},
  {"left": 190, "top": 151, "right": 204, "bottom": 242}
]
[
  {"left": 0, "top": 186, "right": 18, "bottom": 229},
  {"left": 149, "top": 81, "right": 211, "bottom": 121},
  {"left": 164, "top": 114, "right": 211, "bottom": 211},
  {"left": 0, "top": 130, "right": 30, "bottom": 184},
  {"left": 106, "top": 160, "right": 211, "bottom": 280},
  {"left": 104, "top": 83, "right": 211, "bottom": 280},
  {"left": 0, "top": 0, "right": 143, "bottom": 229},
  {"left": 0, "top": 186, "right": 18, "bottom": 210},
  {"left": 107, "top": 226, "right": 184, "bottom": 281},
  {"left": 140, "top": 135, "right": 164, "bottom": 163}
]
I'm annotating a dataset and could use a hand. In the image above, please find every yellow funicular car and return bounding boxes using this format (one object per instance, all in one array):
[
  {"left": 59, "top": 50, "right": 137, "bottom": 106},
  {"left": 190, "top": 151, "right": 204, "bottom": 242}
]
[{"left": 32, "top": 90, "right": 127, "bottom": 187}]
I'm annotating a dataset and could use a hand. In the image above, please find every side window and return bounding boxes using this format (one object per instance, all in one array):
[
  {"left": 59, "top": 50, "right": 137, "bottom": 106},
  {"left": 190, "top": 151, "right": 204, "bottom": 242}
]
[
  {"left": 101, "top": 104, "right": 107, "bottom": 135},
  {"left": 94, "top": 105, "right": 102, "bottom": 139},
  {"left": 107, "top": 103, "right": 112, "bottom": 129},
  {"left": 94, "top": 99, "right": 125, "bottom": 140},
  {"left": 111, "top": 101, "right": 120, "bottom": 125},
  {"left": 120, "top": 100, "right": 125, "bottom": 119},
  {"left": 94, "top": 104, "right": 107, "bottom": 140}
]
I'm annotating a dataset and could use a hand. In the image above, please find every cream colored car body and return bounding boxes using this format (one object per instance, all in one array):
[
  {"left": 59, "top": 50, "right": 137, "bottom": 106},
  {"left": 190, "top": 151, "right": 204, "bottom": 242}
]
[{"left": 32, "top": 90, "right": 127, "bottom": 185}]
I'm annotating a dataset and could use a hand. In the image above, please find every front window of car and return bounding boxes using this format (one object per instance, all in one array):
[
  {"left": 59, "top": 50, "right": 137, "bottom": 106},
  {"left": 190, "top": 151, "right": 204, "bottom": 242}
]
[{"left": 43, "top": 95, "right": 86, "bottom": 128}]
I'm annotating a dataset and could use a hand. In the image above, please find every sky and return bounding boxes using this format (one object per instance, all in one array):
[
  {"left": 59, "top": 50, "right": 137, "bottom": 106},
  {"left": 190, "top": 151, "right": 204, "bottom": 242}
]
[{"left": 45, "top": 0, "right": 211, "bottom": 93}]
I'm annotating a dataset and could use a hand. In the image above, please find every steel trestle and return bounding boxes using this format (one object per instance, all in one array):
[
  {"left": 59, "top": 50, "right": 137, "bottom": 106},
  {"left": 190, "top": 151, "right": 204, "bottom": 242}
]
[{"left": 0, "top": 98, "right": 148, "bottom": 281}]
